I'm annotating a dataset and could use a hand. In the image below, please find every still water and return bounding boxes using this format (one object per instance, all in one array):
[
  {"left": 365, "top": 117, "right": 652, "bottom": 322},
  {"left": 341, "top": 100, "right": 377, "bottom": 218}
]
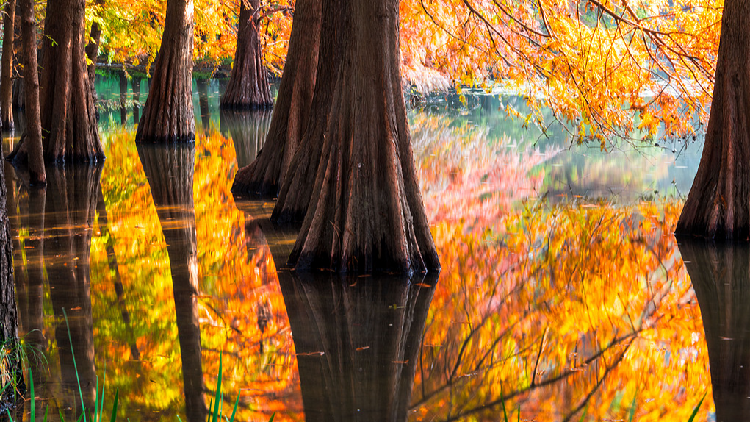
[{"left": 2, "top": 74, "right": 732, "bottom": 421}]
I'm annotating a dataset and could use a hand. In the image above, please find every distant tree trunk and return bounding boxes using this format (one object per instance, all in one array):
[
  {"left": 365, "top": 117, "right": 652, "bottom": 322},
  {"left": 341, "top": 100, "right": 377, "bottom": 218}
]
[
  {"left": 138, "top": 144, "right": 206, "bottom": 421},
  {"left": 84, "top": 0, "right": 103, "bottom": 89},
  {"left": 11, "top": 0, "right": 45, "bottom": 185},
  {"left": 1, "top": 0, "right": 16, "bottom": 130},
  {"left": 132, "top": 76, "right": 141, "bottom": 123},
  {"left": 135, "top": 0, "right": 195, "bottom": 143},
  {"left": 220, "top": 0, "right": 272, "bottom": 110},
  {"left": 119, "top": 71, "right": 128, "bottom": 125},
  {"left": 679, "top": 241, "right": 750, "bottom": 420},
  {"left": 278, "top": 272, "right": 436, "bottom": 421},
  {"left": 0, "top": 148, "right": 24, "bottom": 411},
  {"left": 272, "top": 0, "right": 439, "bottom": 273},
  {"left": 231, "top": 0, "right": 321, "bottom": 197},
  {"left": 220, "top": 109, "right": 271, "bottom": 168},
  {"left": 196, "top": 78, "right": 210, "bottom": 134},
  {"left": 676, "top": 0, "right": 750, "bottom": 238}
]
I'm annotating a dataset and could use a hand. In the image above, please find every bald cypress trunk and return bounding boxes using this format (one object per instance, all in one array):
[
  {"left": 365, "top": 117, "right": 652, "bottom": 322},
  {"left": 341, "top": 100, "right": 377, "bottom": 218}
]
[
  {"left": 0, "top": 148, "right": 23, "bottom": 412},
  {"left": 272, "top": 0, "right": 439, "bottom": 273},
  {"left": 1, "top": 0, "right": 16, "bottom": 130},
  {"left": 676, "top": 0, "right": 750, "bottom": 238},
  {"left": 231, "top": 0, "right": 321, "bottom": 197},
  {"left": 12, "top": 0, "right": 45, "bottom": 184},
  {"left": 38, "top": 0, "right": 103, "bottom": 162},
  {"left": 136, "top": 0, "right": 195, "bottom": 143},
  {"left": 220, "top": 0, "right": 272, "bottom": 110}
]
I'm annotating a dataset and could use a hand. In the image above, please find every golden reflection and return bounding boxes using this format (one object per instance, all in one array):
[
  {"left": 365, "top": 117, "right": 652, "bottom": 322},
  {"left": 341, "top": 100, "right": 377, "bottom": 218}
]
[{"left": 5, "top": 125, "right": 712, "bottom": 422}]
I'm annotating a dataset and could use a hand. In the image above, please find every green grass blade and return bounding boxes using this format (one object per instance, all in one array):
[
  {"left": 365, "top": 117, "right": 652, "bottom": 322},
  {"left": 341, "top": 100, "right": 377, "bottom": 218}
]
[
  {"left": 94, "top": 375, "right": 99, "bottom": 422},
  {"left": 43, "top": 405, "right": 49, "bottom": 422},
  {"left": 109, "top": 389, "right": 119, "bottom": 422},
  {"left": 578, "top": 402, "right": 588, "bottom": 422},
  {"left": 62, "top": 308, "right": 86, "bottom": 422},
  {"left": 212, "top": 352, "right": 223, "bottom": 422},
  {"left": 229, "top": 393, "right": 240, "bottom": 422},
  {"left": 687, "top": 392, "right": 707, "bottom": 422},
  {"left": 627, "top": 390, "right": 637, "bottom": 422},
  {"left": 268, "top": 412, "right": 275, "bottom": 422},
  {"left": 59, "top": 408, "right": 66, "bottom": 422},
  {"left": 30, "top": 367, "right": 35, "bottom": 422},
  {"left": 7, "top": 409, "right": 12, "bottom": 422}
]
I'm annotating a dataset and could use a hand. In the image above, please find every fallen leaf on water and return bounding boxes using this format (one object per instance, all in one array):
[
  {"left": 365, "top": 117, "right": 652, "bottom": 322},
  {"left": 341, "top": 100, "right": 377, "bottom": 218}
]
[
  {"left": 392, "top": 360, "right": 408, "bottom": 364},
  {"left": 70, "top": 307, "right": 82, "bottom": 311},
  {"left": 356, "top": 346, "right": 370, "bottom": 351},
  {"left": 296, "top": 351, "right": 325, "bottom": 356}
]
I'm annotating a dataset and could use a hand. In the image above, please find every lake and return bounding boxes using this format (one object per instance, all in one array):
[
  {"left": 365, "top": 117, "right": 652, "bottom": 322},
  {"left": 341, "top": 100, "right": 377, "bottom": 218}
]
[{"left": 3, "top": 73, "right": 729, "bottom": 421}]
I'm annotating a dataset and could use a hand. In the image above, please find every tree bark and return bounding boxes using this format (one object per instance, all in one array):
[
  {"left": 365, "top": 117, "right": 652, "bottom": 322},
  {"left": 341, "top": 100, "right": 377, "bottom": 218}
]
[
  {"left": 220, "top": 0, "right": 272, "bottom": 110},
  {"left": 0, "top": 150, "right": 23, "bottom": 412},
  {"left": 1, "top": 0, "right": 16, "bottom": 130},
  {"left": 12, "top": 0, "right": 45, "bottom": 184},
  {"left": 39, "top": 0, "right": 103, "bottom": 162},
  {"left": 135, "top": 0, "right": 195, "bottom": 143},
  {"left": 272, "top": 0, "right": 440, "bottom": 273},
  {"left": 679, "top": 241, "right": 750, "bottom": 421},
  {"left": 676, "top": 0, "right": 750, "bottom": 238},
  {"left": 138, "top": 144, "right": 207, "bottom": 421},
  {"left": 231, "top": 0, "right": 321, "bottom": 197},
  {"left": 278, "top": 272, "right": 436, "bottom": 422}
]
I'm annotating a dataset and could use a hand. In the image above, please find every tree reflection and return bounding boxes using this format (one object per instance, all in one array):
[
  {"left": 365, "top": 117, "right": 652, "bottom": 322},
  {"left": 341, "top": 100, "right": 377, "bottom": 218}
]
[
  {"left": 138, "top": 144, "right": 206, "bottom": 422},
  {"left": 680, "top": 240, "right": 750, "bottom": 422},
  {"left": 278, "top": 271, "right": 436, "bottom": 422},
  {"left": 220, "top": 110, "right": 271, "bottom": 168}
]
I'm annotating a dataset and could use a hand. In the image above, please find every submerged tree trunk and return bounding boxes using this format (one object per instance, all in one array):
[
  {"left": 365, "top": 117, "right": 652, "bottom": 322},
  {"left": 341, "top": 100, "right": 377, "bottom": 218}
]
[
  {"left": 1, "top": 0, "right": 16, "bottom": 130},
  {"left": 278, "top": 272, "right": 436, "bottom": 422},
  {"left": 231, "top": 0, "right": 321, "bottom": 197},
  {"left": 272, "top": 0, "right": 439, "bottom": 273},
  {"left": 679, "top": 241, "right": 750, "bottom": 420},
  {"left": 138, "top": 144, "right": 206, "bottom": 421},
  {"left": 676, "top": 0, "right": 750, "bottom": 238},
  {"left": 119, "top": 71, "right": 128, "bottom": 125},
  {"left": 135, "top": 0, "right": 195, "bottom": 143},
  {"left": 0, "top": 150, "right": 24, "bottom": 412},
  {"left": 220, "top": 0, "right": 272, "bottom": 110},
  {"left": 12, "top": 0, "right": 45, "bottom": 184}
]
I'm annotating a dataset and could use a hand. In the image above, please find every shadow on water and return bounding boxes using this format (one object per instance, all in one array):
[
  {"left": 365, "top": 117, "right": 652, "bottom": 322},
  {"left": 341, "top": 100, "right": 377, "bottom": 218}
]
[
  {"left": 278, "top": 270, "right": 436, "bottom": 422},
  {"left": 679, "top": 240, "right": 750, "bottom": 422},
  {"left": 138, "top": 143, "right": 207, "bottom": 422}
]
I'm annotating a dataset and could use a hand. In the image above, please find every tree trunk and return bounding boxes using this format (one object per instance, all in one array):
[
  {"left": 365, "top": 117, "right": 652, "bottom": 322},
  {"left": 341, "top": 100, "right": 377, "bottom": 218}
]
[
  {"left": 85, "top": 18, "right": 102, "bottom": 88},
  {"left": 272, "top": 0, "right": 439, "bottom": 273},
  {"left": 12, "top": 0, "right": 45, "bottom": 184},
  {"left": 196, "top": 77, "right": 210, "bottom": 134},
  {"left": 679, "top": 241, "right": 750, "bottom": 421},
  {"left": 220, "top": 0, "right": 272, "bottom": 110},
  {"left": 231, "top": 0, "right": 321, "bottom": 197},
  {"left": 0, "top": 150, "right": 23, "bottom": 412},
  {"left": 676, "top": 0, "right": 750, "bottom": 238},
  {"left": 119, "top": 71, "right": 128, "bottom": 125},
  {"left": 132, "top": 76, "right": 141, "bottom": 123},
  {"left": 220, "top": 109, "right": 271, "bottom": 168},
  {"left": 38, "top": 0, "right": 103, "bottom": 162},
  {"left": 138, "top": 144, "right": 207, "bottom": 421},
  {"left": 1, "top": 0, "right": 16, "bottom": 130},
  {"left": 278, "top": 272, "right": 436, "bottom": 422},
  {"left": 135, "top": 0, "right": 195, "bottom": 143}
]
